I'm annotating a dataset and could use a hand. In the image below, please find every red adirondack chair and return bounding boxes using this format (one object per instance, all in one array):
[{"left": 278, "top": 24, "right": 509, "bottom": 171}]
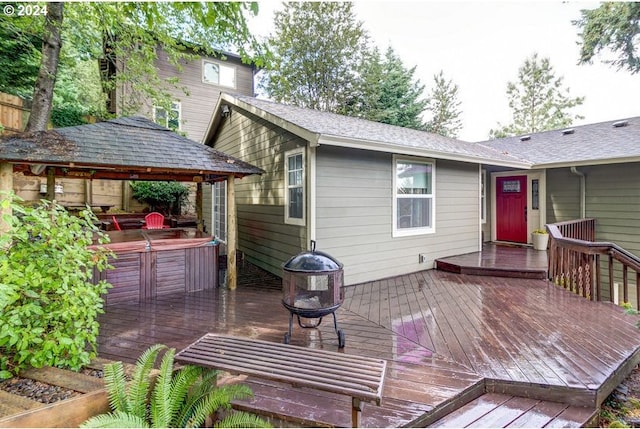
[{"left": 143, "top": 212, "right": 167, "bottom": 229}]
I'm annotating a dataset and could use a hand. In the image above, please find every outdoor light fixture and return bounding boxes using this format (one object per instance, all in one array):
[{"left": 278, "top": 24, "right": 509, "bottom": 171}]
[{"left": 221, "top": 104, "right": 231, "bottom": 117}]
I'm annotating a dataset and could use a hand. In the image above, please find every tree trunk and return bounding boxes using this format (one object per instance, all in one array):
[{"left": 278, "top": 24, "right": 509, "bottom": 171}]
[{"left": 25, "top": 2, "right": 64, "bottom": 132}]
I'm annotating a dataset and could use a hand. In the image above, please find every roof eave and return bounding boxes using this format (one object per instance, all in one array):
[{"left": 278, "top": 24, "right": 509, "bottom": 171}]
[
  {"left": 533, "top": 156, "right": 640, "bottom": 169},
  {"left": 316, "top": 134, "right": 532, "bottom": 169}
]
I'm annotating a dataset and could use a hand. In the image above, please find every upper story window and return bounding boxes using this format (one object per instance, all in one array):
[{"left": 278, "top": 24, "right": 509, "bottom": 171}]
[
  {"left": 202, "top": 60, "right": 236, "bottom": 88},
  {"left": 284, "top": 148, "right": 305, "bottom": 226},
  {"left": 393, "top": 156, "right": 435, "bottom": 237},
  {"left": 153, "top": 102, "right": 181, "bottom": 131}
]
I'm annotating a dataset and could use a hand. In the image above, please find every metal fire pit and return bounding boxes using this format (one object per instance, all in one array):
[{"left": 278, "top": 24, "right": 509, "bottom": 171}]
[{"left": 282, "top": 240, "right": 345, "bottom": 348}]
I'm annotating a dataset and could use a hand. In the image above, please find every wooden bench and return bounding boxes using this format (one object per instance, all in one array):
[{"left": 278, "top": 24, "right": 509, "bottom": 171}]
[{"left": 175, "top": 334, "right": 387, "bottom": 427}]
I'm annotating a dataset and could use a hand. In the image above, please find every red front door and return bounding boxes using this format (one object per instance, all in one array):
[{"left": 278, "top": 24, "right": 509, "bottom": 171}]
[{"left": 496, "top": 176, "right": 527, "bottom": 243}]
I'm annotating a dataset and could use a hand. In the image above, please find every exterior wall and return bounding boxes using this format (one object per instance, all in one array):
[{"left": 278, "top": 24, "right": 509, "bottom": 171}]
[
  {"left": 211, "top": 107, "right": 308, "bottom": 276},
  {"left": 316, "top": 145, "right": 481, "bottom": 285},
  {"left": 545, "top": 168, "right": 581, "bottom": 223},
  {"left": 140, "top": 49, "right": 255, "bottom": 142}
]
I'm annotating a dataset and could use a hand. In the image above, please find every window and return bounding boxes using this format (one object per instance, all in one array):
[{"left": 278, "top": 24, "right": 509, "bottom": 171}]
[
  {"left": 202, "top": 60, "right": 236, "bottom": 88},
  {"left": 393, "top": 157, "right": 435, "bottom": 236},
  {"left": 213, "top": 181, "right": 226, "bottom": 242},
  {"left": 285, "top": 148, "right": 305, "bottom": 225},
  {"left": 153, "top": 102, "right": 181, "bottom": 130},
  {"left": 532, "top": 179, "right": 539, "bottom": 210}
]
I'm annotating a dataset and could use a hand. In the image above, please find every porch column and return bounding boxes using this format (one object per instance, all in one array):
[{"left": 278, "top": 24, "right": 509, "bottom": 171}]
[
  {"left": 226, "top": 175, "right": 237, "bottom": 290},
  {"left": 0, "top": 162, "right": 13, "bottom": 234}
]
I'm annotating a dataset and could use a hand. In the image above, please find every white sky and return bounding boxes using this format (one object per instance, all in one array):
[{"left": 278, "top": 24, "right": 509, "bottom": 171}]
[{"left": 248, "top": 1, "right": 640, "bottom": 142}]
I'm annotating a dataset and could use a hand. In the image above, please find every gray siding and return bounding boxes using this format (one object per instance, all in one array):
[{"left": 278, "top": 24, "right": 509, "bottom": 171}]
[
  {"left": 316, "top": 146, "right": 480, "bottom": 285},
  {"left": 546, "top": 168, "right": 581, "bottom": 223},
  {"left": 212, "top": 108, "right": 308, "bottom": 276}
]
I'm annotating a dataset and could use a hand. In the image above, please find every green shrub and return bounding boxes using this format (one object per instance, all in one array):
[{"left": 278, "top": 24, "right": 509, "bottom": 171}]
[
  {"left": 82, "top": 344, "right": 272, "bottom": 428},
  {"left": 0, "top": 195, "right": 113, "bottom": 379},
  {"left": 130, "top": 181, "right": 190, "bottom": 216}
]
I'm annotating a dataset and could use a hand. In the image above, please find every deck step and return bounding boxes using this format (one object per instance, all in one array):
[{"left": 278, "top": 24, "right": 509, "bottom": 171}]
[{"left": 428, "top": 393, "right": 597, "bottom": 428}]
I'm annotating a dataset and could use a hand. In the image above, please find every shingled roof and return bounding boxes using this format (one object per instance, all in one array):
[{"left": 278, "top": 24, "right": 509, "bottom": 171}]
[
  {"left": 205, "top": 94, "right": 531, "bottom": 169},
  {"left": 478, "top": 117, "right": 640, "bottom": 168},
  {"left": 0, "top": 116, "right": 263, "bottom": 181}
]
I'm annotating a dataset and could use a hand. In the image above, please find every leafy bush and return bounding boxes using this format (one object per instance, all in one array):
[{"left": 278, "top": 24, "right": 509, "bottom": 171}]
[
  {"left": 81, "top": 344, "right": 272, "bottom": 428},
  {"left": 0, "top": 195, "right": 113, "bottom": 379},
  {"left": 130, "top": 181, "right": 190, "bottom": 216}
]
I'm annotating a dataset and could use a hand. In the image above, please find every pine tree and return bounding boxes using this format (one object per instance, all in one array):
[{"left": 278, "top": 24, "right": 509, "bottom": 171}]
[
  {"left": 424, "top": 71, "right": 462, "bottom": 138},
  {"left": 490, "top": 53, "right": 584, "bottom": 138}
]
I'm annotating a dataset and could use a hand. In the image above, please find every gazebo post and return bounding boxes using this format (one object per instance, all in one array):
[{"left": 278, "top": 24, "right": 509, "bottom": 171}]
[
  {"left": 0, "top": 162, "right": 13, "bottom": 233},
  {"left": 45, "top": 167, "right": 55, "bottom": 201},
  {"left": 196, "top": 182, "right": 203, "bottom": 232},
  {"left": 227, "top": 175, "right": 237, "bottom": 290}
]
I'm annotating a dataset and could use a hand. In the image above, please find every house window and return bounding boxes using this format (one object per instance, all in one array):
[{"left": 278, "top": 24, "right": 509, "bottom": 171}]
[
  {"left": 532, "top": 179, "right": 539, "bottom": 210},
  {"left": 393, "top": 157, "right": 435, "bottom": 237},
  {"left": 481, "top": 169, "right": 486, "bottom": 223},
  {"left": 213, "top": 181, "right": 226, "bottom": 242},
  {"left": 202, "top": 60, "right": 236, "bottom": 88},
  {"left": 153, "top": 102, "right": 181, "bottom": 130},
  {"left": 285, "top": 148, "right": 305, "bottom": 225}
]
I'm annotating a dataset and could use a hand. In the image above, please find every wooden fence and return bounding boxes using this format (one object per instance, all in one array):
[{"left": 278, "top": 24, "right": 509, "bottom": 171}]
[
  {"left": 0, "top": 92, "right": 28, "bottom": 135},
  {"left": 548, "top": 218, "right": 640, "bottom": 308}
]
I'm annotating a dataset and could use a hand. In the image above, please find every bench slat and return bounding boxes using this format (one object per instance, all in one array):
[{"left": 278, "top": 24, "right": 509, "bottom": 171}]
[{"left": 175, "top": 334, "right": 386, "bottom": 406}]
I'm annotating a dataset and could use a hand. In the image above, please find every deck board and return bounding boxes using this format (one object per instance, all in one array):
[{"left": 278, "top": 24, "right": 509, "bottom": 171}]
[{"left": 97, "top": 253, "right": 640, "bottom": 427}]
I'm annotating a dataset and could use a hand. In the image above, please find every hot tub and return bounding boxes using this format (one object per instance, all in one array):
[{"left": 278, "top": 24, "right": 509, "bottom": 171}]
[{"left": 89, "top": 228, "right": 219, "bottom": 305}]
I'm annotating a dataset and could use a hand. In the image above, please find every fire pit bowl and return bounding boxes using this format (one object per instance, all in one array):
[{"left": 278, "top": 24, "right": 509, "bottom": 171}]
[{"left": 282, "top": 240, "right": 345, "bottom": 348}]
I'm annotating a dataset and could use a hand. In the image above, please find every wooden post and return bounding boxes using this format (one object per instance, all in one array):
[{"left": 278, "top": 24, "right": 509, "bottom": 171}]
[
  {"left": 227, "top": 175, "right": 237, "bottom": 290},
  {"left": 0, "top": 162, "right": 13, "bottom": 234},
  {"left": 46, "top": 167, "right": 55, "bottom": 201},
  {"left": 196, "top": 182, "right": 203, "bottom": 232}
]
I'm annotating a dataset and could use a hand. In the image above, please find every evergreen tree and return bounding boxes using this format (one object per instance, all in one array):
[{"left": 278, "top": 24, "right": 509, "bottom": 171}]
[
  {"left": 262, "top": 2, "right": 368, "bottom": 112},
  {"left": 574, "top": 2, "right": 640, "bottom": 74},
  {"left": 346, "top": 46, "right": 428, "bottom": 130},
  {"left": 489, "top": 53, "right": 584, "bottom": 138},
  {"left": 424, "top": 71, "right": 462, "bottom": 138}
]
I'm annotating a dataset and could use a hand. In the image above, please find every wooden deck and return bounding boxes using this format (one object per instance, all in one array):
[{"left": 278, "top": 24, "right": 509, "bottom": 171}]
[
  {"left": 97, "top": 255, "right": 640, "bottom": 427},
  {"left": 436, "top": 243, "right": 548, "bottom": 279}
]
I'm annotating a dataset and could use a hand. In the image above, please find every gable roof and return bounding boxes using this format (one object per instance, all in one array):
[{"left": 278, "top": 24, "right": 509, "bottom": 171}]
[
  {"left": 205, "top": 94, "right": 531, "bottom": 168},
  {"left": 478, "top": 117, "right": 640, "bottom": 168},
  {"left": 0, "top": 116, "right": 263, "bottom": 181}
]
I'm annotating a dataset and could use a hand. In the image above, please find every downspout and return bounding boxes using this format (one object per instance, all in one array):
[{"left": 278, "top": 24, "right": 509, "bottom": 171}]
[{"left": 570, "top": 167, "right": 586, "bottom": 218}]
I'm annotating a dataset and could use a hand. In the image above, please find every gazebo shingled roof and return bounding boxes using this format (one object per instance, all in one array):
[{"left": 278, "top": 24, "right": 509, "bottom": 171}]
[{"left": 0, "top": 116, "right": 263, "bottom": 181}]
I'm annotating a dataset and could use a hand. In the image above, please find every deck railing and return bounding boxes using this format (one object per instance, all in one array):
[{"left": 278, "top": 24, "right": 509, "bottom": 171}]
[{"left": 547, "top": 218, "right": 640, "bottom": 308}]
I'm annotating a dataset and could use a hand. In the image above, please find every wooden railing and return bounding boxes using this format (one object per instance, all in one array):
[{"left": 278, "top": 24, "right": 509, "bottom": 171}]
[{"left": 548, "top": 218, "right": 640, "bottom": 308}]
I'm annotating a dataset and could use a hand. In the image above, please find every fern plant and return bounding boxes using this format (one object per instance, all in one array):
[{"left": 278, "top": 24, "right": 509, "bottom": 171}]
[{"left": 81, "top": 344, "right": 271, "bottom": 428}]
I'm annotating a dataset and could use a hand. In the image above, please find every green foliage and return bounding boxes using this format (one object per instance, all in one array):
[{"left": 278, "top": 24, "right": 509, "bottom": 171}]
[
  {"left": 130, "top": 181, "right": 190, "bottom": 216},
  {"left": 574, "top": 2, "right": 640, "bottom": 74},
  {"left": 50, "top": 105, "right": 89, "bottom": 128},
  {"left": 0, "top": 194, "right": 112, "bottom": 379},
  {"left": 262, "top": 2, "right": 368, "bottom": 112},
  {"left": 81, "top": 344, "right": 271, "bottom": 428},
  {"left": 489, "top": 53, "right": 584, "bottom": 138},
  {"left": 346, "top": 46, "right": 429, "bottom": 131},
  {"left": 424, "top": 71, "right": 463, "bottom": 138}
]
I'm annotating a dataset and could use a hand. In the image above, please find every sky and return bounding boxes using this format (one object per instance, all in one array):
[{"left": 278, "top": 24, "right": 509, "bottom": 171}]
[{"left": 247, "top": 1, "right": 640, "bottom": 142}]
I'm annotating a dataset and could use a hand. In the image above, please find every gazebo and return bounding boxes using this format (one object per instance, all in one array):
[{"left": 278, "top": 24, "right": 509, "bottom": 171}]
[{"left": 0, "top": 116, "right": 263, "bottom": 289}]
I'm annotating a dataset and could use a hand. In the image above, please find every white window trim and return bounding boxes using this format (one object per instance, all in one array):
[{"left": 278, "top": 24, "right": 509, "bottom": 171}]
[
  {"left": 481, "top": 168, "right": 487, "bottom": 224},
  {"left": 202, "top": 59, "right": 237, "bottom": 89},
  {"left": 284, "top": 147, "right": 306, "bottom": 226},
  {"left": 212, "top": 180, "right": 227, "bottom": 243},
  {"left": 152, "top": 101, "right": 181, "bottom": 130},
  {"left": 392, "top": 155, "right": 436, "bottom": 237}
]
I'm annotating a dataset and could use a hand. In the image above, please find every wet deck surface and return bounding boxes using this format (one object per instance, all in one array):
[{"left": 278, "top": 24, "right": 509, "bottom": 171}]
[{"left": 97, "top": 255, "right": 640, "bottom": 427}]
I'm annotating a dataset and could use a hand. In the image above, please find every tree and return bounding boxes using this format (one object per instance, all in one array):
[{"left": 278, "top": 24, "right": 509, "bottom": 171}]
[
  {"left": 489, "top": 53, "right": 584, "bottom": 138},
  {"left": 4, "top": 2, "right": 263, "bottom": 131},
  {"left": 262, "top": 2, "right": 368, "bottom": 112},
  {"left": 424, "top": 71, "right": 462, "bottom": 138},
  {"left": 25, "top": 2, "right": 63, "bottom": 132},
  {"left": 344, "top": 47, "right": 428, "bottom": 131},
  {"left": 574, "top": 2, "right": 640, "bottom": 74}
]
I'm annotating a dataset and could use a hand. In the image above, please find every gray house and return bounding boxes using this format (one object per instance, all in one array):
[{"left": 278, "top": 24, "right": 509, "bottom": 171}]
[{"left": 202, "top": 94, "right": 530, "bottom": 285}]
